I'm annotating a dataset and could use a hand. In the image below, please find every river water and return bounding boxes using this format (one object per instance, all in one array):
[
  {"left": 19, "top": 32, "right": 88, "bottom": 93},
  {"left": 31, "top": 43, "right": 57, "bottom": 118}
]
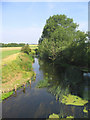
[{"left": 2, "top": 58, "right": 89, "bottom": 118}]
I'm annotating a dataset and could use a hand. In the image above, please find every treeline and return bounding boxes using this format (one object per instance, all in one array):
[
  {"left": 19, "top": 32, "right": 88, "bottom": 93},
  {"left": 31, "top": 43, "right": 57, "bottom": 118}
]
[
  {"left": 38, "top": 14, "right": 90, "bottom": 69},
  {"left": 0, "top": 43, "right": 25, "bottom": 47}
]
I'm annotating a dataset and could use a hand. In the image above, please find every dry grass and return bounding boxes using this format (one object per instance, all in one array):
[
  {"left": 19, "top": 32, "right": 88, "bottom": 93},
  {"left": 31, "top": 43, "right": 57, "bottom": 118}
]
[
  {"left": 2, "top": 53, "right": 20, "bottom": 65},
  {"left": 0, "top": 45, "right": 38, "bottom": 51},
  {"left": 0, "top": 47, "right": 21, "bottom": 51}
]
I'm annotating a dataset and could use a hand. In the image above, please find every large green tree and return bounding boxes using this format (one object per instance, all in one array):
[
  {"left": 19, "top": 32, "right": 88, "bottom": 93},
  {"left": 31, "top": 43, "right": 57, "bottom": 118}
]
[
  {"left": 39, "top": 14, "right": 78, "bottom": 44},
  {"left": 38, "top": 14, "right": 88, "bottom": 68}
]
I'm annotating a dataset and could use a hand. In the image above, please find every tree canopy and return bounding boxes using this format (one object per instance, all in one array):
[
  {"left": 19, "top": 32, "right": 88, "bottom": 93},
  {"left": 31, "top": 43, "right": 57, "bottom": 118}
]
[{"left": 38, "top": 14, "right": 89, "bottom": 68}]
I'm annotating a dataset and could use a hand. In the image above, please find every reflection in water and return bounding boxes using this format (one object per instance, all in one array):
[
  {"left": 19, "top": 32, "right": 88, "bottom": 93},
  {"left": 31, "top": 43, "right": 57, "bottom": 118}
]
[
  {"left": 23, "top": 87, "right": 26, "bottom": 93},
  {"left": 38, "top": 58, "right": 89, "bottom": 118},
  {"left": 14, "top": 91, "right": 17, "bottom": 97},
  {"left": 39, "top": 59, "right": 88, "bottom": 101},
  {"left": 30, "top": 84, "right": 31, "bottom": 89},
  {"left": 2, "top": 58, "right": 89, "bottom": 118}
]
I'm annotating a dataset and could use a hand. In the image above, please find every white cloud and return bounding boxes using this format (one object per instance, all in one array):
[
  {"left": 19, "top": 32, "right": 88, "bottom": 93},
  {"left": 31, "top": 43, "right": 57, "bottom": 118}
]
[{"left": 2, "top": 27, "right": 43, "bottom": 44}]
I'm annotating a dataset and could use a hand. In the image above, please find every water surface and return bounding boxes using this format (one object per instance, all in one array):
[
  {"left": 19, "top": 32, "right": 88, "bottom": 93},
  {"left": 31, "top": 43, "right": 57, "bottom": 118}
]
[{"left": 2, "top": 58, "right": 89, "bottom": 118}]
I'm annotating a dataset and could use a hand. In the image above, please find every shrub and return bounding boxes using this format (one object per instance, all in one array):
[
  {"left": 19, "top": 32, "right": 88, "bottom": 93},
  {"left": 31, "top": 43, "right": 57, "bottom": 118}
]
[{"left": 21, "top": 44, "right": 31, "bottom": 55}]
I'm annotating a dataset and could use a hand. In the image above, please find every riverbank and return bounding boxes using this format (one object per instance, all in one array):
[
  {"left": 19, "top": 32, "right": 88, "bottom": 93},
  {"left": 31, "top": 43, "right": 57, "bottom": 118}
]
[
  {"left": 1, "top": 52, "right": 36, "bottom": 100},
  {"left": 2, "top": 58, "right": 89, "bottom": 118}
]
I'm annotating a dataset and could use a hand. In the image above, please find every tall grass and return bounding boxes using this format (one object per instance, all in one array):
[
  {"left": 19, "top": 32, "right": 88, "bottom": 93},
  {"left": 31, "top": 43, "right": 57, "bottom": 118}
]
[{"left": 2, "top": 53, "right": 34, "bottom": 92}]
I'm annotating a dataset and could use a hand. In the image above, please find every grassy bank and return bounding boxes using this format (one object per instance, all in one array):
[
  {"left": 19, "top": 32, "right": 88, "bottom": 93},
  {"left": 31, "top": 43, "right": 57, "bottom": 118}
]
[{"left": 1, "top": 52, "right": 35, "bottom": 100}]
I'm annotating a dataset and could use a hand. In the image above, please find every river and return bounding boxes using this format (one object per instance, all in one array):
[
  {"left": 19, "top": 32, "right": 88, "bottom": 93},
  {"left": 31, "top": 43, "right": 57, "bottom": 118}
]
[{"left": 2, "top": 57, "right": 89, "bottom": 118}]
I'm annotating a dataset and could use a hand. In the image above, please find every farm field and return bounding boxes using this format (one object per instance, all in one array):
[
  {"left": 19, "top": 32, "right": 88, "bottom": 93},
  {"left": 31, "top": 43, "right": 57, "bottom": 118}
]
[
  {"left": 0, "top": 44, "right": 38, "bottom": 59},
  {"left": 0, "top": 47, "right": 21, "bottom": 51},
  {"left": 0, "top": 47, "right": 21, "bottom": 60},
  {"left": 29, "top": 44, "right": 38, "bottom": 49},
  {"left": 1, "top": 50, "right": 20, "bottom": 59}
]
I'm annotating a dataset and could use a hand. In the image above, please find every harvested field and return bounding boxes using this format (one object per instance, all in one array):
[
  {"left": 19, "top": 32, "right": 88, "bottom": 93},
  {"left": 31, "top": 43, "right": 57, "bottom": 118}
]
[{"left": 0, "top": 47, "right": 21, "bottom": 51}]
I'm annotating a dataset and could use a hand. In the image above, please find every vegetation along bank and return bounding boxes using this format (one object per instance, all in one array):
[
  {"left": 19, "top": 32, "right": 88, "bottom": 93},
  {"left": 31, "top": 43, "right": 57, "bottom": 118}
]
[{"left": 1, "top": 44, "right": 36, "bottom": 100}]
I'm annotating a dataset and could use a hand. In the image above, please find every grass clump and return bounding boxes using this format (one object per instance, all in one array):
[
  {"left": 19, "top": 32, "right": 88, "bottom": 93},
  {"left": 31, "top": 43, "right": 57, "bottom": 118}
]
[
  {"left": 2, "top": 91, "right": 13, "bottom": 100},
  {"left": 62, "top": 94, "right": 88, "bottom": 106}
]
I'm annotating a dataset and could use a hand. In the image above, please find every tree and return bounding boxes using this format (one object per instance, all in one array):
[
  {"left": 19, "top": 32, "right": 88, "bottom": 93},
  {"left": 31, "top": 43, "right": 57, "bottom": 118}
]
[
  {"left": 38, "top": 14, "right": 88, "bottom": 67},
  {"left": 39, "top": 14, "right": 78, "bottom": 43}
]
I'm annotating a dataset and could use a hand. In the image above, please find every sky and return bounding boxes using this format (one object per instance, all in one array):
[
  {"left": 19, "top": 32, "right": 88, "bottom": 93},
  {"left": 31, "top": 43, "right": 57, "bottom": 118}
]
[{"left": 1, "top": 2, "right": 88, "bottom": 44}]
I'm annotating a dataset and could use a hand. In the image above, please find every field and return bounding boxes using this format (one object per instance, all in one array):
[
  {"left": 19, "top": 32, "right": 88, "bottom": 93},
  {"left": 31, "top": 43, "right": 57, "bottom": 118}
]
[
  {"left": 29, "top": 44, "right": 38, "bottom": 49},
  {"left": 0, "top": 47, "right": 21, "bottom": 60},
  {"left": 0, "top": 44, "right": 38, "bottom": 59},
  {"left": 0, "top": 47, "right": 21, "bottom": 51},
  {"left": 1, "top": 50, "right": 20, "bottom": 59}
]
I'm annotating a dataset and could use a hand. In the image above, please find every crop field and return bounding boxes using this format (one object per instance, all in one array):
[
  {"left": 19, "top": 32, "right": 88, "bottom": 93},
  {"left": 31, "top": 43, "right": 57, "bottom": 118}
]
[
  {"left": 29, "top": 44, "right": 38, "bottom": 49},
  {"left": 1, "top": 50, "right": 20, "bottom": 59},
  {"left": 0, "top": 47, "right": 21, "bottom": 51},
  {"left": 0, "top": 45, "right": 38, "bottom": 59},
  {"left": 0, "top": 47, "right": 21, "bottom": 59}
]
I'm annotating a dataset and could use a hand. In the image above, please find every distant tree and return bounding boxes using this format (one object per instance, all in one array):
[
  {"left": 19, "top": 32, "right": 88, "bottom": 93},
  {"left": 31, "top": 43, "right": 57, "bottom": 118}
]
[{"left": 0, "top": 43, "right": 25, "bottom": 47}]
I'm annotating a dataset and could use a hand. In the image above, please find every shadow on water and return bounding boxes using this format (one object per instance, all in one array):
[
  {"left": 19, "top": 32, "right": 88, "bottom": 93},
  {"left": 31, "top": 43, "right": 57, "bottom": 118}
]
[
  {"left": 39, "top": 58, "right": 89, "bottom": 100},
  {"left": 2, "top": 57, "right": 89, "bottom": 118}
]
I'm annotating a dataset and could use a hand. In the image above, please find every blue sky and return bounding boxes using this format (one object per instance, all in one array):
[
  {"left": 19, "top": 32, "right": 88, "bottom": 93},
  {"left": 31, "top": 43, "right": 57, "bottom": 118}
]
[{"left": 2, "top": 2, "right": 88, "bottom": 44}]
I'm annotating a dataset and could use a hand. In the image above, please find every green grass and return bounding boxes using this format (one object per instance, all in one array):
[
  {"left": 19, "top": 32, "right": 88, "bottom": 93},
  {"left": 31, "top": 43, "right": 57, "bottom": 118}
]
[
  {"left": 2, "top": 50, "right": 20, "bottom": 59},
  {"left": 2, "top": 53, "right": 35, "bottom": 94},
  {"left": 2, "top": 91, "right": 13, "bottom": 100}
]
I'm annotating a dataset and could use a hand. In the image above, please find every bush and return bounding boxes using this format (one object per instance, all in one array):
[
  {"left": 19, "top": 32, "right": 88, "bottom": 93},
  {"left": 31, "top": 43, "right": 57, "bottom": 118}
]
[{"left": 21, "top": 44, "right": 31, "bottom": 55}]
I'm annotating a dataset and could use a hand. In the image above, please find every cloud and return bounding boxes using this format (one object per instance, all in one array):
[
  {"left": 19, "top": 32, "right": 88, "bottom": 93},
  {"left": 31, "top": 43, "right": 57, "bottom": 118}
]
[{"left": 2, "top": 27, "right": 43, "bottom": 44}]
